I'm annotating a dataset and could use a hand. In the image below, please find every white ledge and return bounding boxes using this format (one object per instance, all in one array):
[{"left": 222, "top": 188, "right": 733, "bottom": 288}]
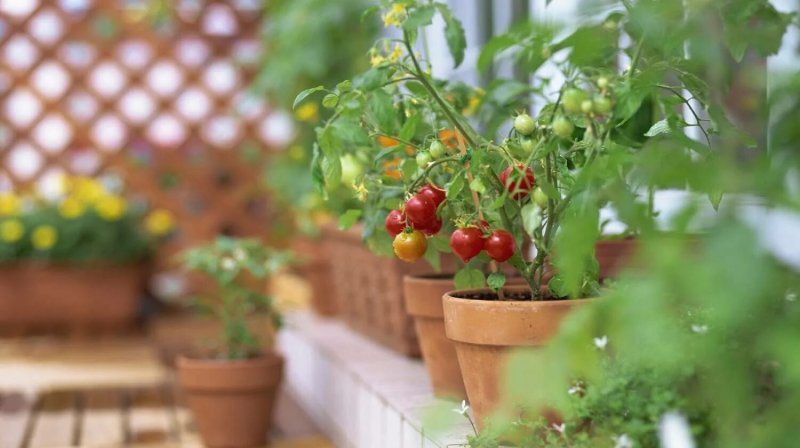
[{"left": 278, "top": 311, "right": 473, "bottom": 447}]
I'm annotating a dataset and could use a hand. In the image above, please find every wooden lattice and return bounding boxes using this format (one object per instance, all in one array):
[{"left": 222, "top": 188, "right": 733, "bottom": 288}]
[{"left": 0, "top": 0, "right": 292, "bottom": 267}]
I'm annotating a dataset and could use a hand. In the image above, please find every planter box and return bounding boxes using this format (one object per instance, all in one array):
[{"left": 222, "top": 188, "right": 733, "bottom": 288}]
[
  {"left": 0, "top": 263, "right": 146, "bottom": 332},
  {"left": 290, "top": 237, "right": 339, "bottom": 316},
  {"left": 321, "top": 224, "right": 441, "bottom": 357}
]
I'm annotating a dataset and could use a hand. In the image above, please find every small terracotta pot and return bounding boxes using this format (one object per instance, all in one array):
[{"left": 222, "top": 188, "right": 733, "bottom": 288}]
[
  {"left": 177, "top": 354, "right": 284, "bottom": 447},
  {"left": 403, "top": 274, "right": 466, "bottom": 399},
  {"left": 443, "top": 287, "right": 593, "bottom": 429},
  {"left": 595, "top": 237, "right": 638, "bottom": 279}
]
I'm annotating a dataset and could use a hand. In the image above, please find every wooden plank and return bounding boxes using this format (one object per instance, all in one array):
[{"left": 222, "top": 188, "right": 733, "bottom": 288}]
[
  {"left": 126, "top": 387, "right": 176, "bottom": 445},
  {"left": 0, "top": 393, "right": 37, "bottom": 448},
  {"left": 28, "top": 391, "right": 77, "bottom": 448},
  {"left": 79, "top": 389, "right": 124, "bottom": 447}
]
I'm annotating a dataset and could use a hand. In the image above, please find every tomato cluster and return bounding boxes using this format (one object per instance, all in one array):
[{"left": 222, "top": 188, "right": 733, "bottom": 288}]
[
  {"left": 499, "top": 164, "right": 536, "bottom": 200},
  {"left": 386, "top": 184, "right": 446, "bottom": 263},
  {"left": 450, "top": 226, "right": 516, "bottom": 263}
]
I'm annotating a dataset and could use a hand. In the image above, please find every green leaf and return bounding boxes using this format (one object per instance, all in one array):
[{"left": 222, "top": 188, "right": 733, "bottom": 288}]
[
  {"left": 401, "top": 158, "right": 418, "bottom": 178},
  {"left": 337, "top": 209, "right": 362, "bottom": 230},
  {"left": 454, "top": 268, "right": 486, "bottom": 289},
  {"left": 521, "top": 203, "right": 542, "bottom": 240},
  {"left": 293, "top": 86, "right": 324, "bottom": 110},
  {"left": 477, "top": 34, "right": 516, "bottom": 73},
  {"left": 321, "top": 156, "right": 342, "bottom": 187},
  {"left": 361, "top": 5, "right": 380, "bottom": 23},
  {"left": 487, "top": 272, "right": 506, "bottom": 291},
  {"left": 336, "top": 80, "right": 352, "bottom": 92},
  {"left": 332, "top": 120, "right": 370, "bottom": 146},
  {"left": 469, "top": 177, "right": 486, "bottom": 195},
  {"left": 708, "top": 189, "right": 723, "bottom": 211},
  {"left": 436, "top": 5, "right": 466, "bottom": 67},
  {"left": 424, "top": 239, "right": 442, "bottom": 272},
  {"left": 447, "top": 172, "right": 466, "bottom": 199},
  {"left": 536, "top": 179, "right": 559, "bottom": 200},
  {"left": 644, "top": 119, "right": 671, "bottom": 137},
  {"left": 322, "top": 93, "right": 339, "bottom": 109},
  {"left": 403, "top": 4, "right": 436, "bottom": 31},
  {"left": 399, "top": 112, "right": 421, "bottom": 141},
  {"left": 368, "top": 89, "right": 396, "bottom": 133}
]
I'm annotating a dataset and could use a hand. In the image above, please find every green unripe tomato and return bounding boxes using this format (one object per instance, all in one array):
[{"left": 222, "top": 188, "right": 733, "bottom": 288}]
[
  {"left": 533, "top": 188, "right": 548, "bottom": 208},
  {"left": 514, "top": 113, "right": 536, "bottom": 136},
  {"left": 519, "top": 137, "right": 536, "bottom": 154},
  {"left": 561, "top": 88, "right": 588, "bottom": 114},
  {"left": 592, "top": 95, "right": 613, "bottom": 115},
  {"left": 416, "top": 151, "right": 433, "bottom": 168},
  {"left": 429, "top": 140, "right": 446, "bottom": 159},
  {"left": 552, "top": 116, "right": 574, "bottom": 140},
  {"left": 597, "top": 77, "right": 609, "bottom": 90},
  {"left": 340, "top": 154, "right": 362, "bottom": 187},
  {"left": 581, "top": 99, "right": 594, "bottom": 114}
]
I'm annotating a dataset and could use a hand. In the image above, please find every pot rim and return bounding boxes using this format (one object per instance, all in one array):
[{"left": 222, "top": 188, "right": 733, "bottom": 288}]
[
  {"left": 404, "top": 273, "right": 457, "bottom": 283},
  {"left": 177, "top": 352, "right": 284, "bottom": 369}
]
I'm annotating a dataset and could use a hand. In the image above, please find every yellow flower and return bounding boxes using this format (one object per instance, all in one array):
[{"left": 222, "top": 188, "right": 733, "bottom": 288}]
[
  {"left": 31, "top": 225, "right": 57, "bottom": 250},
  {"left": 0, "top": 220, "right": 24, "bottom": 243},
  {"left": 388, "top": 44, "right": 403, "bottom": 63},
  {"left": 71, "top": 177, "right": 106, "bottom": 204},
  {"left": 59, "top": 197, "right": 86, "bottom": 219},
  {"left": 464, "top": 88, "right": 485, "bottom": 117},
  {"left": 145, "top": 209, "right": 175, "bottom": 236},
  {"left": 382, "top": 3, "right": 407, "bottom": 28},
  {"left": 370, "top": 51, "right": 386, "bottom": 67},
  {"left": 0, "top": 193, "right": 20, "bottom": 216},
  {"left": 95, "top": 195, "right": 127, "bottom": 221},
  {"left": 294, "top": 102, "right": 319, "bottom": 123},
  {"left": 353, "top": 182, "right": 369, "bottom": 202},
  {"left": 288, "top": 145, "right": 306, "bottom": 161}
]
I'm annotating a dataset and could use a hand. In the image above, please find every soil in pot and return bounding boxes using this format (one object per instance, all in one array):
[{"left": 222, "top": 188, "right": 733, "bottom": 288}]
[
  {"left": 443, "top": 286, "right": 593, "bottom": 431},
  {"left": 177, "top": 353, "right": 283, "bottom": 447}
]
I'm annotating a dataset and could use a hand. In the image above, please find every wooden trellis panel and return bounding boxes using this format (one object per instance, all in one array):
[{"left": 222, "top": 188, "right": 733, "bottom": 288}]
[{"left": 0, "top": 0, "right": 293, "bottom": 263}]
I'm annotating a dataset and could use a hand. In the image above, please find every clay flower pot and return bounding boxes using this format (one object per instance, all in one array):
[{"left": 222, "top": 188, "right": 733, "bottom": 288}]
[
  {"left": 403, "top": 274, "right": 466, "bottom": 399},
  {"left": 443, "top": 286, "right": 593, "bottom": 429},
  {"left": 177, "top": 354, "right": 284, "bottom": 447},
  {"left": 595, "top": 237, "right": 638, "bottom": 279}
]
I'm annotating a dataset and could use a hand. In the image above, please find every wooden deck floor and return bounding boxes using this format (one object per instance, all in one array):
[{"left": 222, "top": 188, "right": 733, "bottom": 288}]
[{"left": 0, "top": 338, "right": 332, "bottom": 448}]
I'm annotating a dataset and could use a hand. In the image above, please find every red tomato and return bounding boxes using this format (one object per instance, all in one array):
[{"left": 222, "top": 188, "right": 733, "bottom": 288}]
[
  {"left": 385, "top": 209, "right": 406, "bottom": 237},
  {"left": 450, "top": 227, "right": 486, "bottom": 263},
  {"left": 393, "top": 230, "right": 427, "bottom": 263},
  {"left": 419, "top": 217, "right": 442, "bottom": 236},
  {"left": 418, "top": 184, "right": 446, "bottom": 207},
  {"left": 485, "top": 229, "right": 516, "bottom": 262},
  {"left": 405, "top": 194, "right": 437, "bottom": 229},
  {"left": 499, "top": 164, "right": 536, "bottom": 200}
]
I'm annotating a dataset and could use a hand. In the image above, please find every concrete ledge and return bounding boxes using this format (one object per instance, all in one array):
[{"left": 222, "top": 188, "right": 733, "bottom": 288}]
[{"left": 278, "top": 311, "right": 472, "bottom": 447}]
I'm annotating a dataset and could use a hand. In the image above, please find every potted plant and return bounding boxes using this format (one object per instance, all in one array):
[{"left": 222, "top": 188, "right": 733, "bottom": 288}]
[
  {"left": 0, "top": 175, "right": 173, "bottom": 332},
  {"left": 254, "top": 0, "right": 379, "bottom": 317},
  {"left": 176, "top": 237, "right": 293, "bottom": 448}
]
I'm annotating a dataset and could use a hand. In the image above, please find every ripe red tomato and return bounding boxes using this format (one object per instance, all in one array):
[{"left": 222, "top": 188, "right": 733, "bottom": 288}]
[
  {"left": 450, "top": 227, "right": 486, "bottom": 262},
  {"left": 385, "top": 209, "right": 406, "bottom": 237},
  {"left": 499, "top": 164, "right": 536, "bottom": 200},
  {"left": 405, "top": 194, "right": 437, "bottom": 229},
  {"left": 419, "top": 217, "right": 442, "bottom": 236},
  {"left": 485, "top": 229, "right": 516, "bottom": 262},
  {"left": 418, "top": 184, "right": 446, "bottom": 207},
  {"left": 393, "top": 230, "right": 427, "bottom": 262}
]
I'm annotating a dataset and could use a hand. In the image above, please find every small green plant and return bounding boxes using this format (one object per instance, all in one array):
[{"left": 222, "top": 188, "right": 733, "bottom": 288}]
[{"left": 180, "top": 237, "right": 294, "bottom": 360}]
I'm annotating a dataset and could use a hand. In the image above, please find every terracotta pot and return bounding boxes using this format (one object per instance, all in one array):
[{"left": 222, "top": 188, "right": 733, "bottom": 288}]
[
  {"left": 177, "top": 354, "right": 284, "bottom": 447},
  {"left": 403, "top": 274, "right": 466, "bottom": 399},
  {"left": 595, "top": 237, "right": 638, "bottom": 279},
  {"left": 290, "top": 237, "right": 338, "bottom": 316},
  {"left": 443, "top": 286, "right": 593, "bottom": 429},
  {"left": 0, "top": 262, "right": 146, "bottom": 330},
  {"left": 321, "top": 223, "right": 455, "bottom": 357}
]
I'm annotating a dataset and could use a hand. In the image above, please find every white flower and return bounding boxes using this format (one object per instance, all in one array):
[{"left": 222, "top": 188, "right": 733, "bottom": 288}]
[
  {"left": 786, "top": 291, "right": 797, "bottom": 302},
  {"left": 221, "top": 257, "right": 236, "bottom": 271},
  {"left": 568, "top": 381, "right": 584, "bottom": 395},
  {"left": 453, "top": 400, "right": 469, "bottom": 416},
  {"left": 691, "top": 324, "right": 708, "bottom": 334},
  {"left": 552, "top": 423, "right": 566, "bottom": 434},
  {"left": 658, "top": 411, "right": 696, "bottom": 448},
  {"left": 614, "top": 434, "right": 633, "bottom": 448},
  {"left": 594, "top": 335, "right": 608, "bottom": 350},
  {"left": 233, "top": 248, "right": 247, "bottom": 262}
]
